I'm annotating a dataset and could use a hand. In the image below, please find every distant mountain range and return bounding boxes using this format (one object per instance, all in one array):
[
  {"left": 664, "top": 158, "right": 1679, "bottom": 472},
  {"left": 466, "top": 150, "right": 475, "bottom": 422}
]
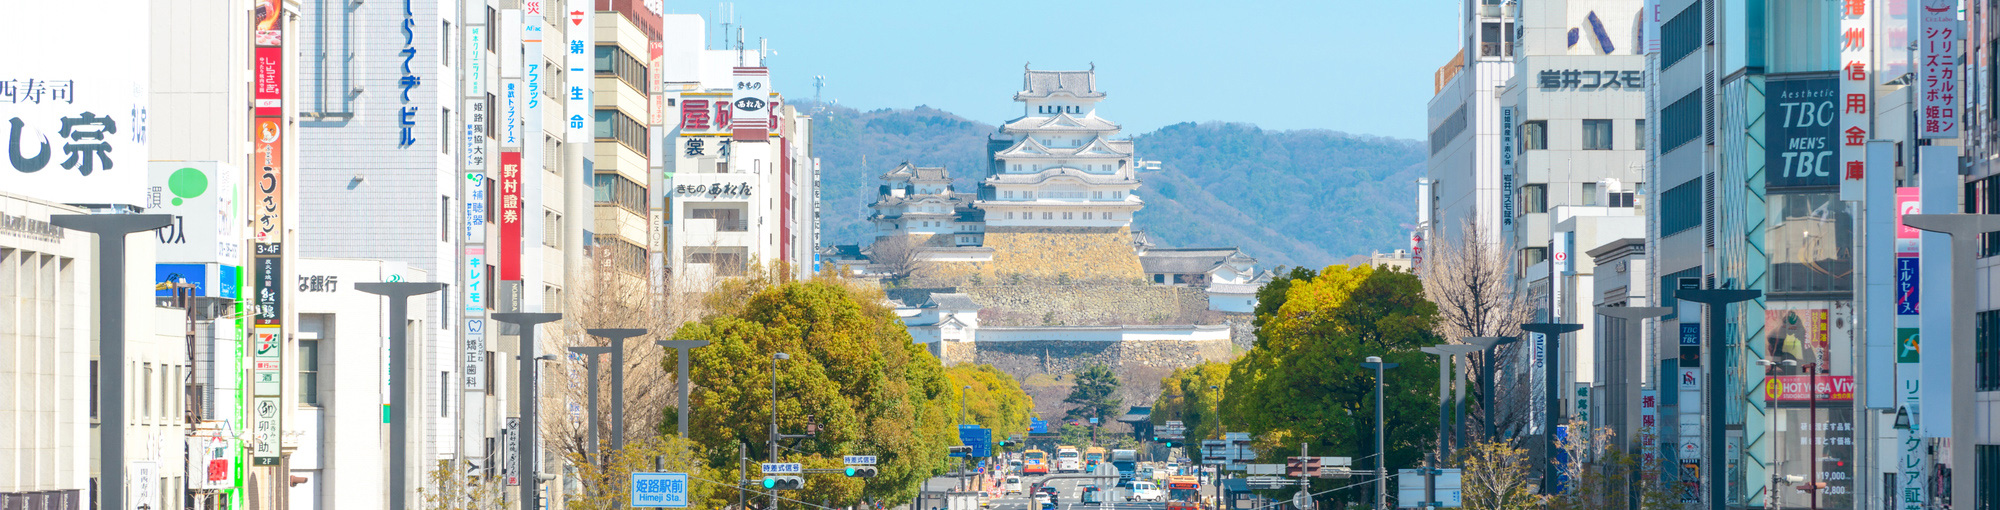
[{"left": 802, "top": 102, "right": 1426, "bottom": 269}]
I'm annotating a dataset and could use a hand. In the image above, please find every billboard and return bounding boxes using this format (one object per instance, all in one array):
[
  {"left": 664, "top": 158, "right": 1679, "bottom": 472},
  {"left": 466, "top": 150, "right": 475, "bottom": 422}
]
[
  {"left": 1764, "top": 308, "right": 1829, "bottom": 365},
  {"left": 731, "top": 67, "right": 770, "bottom": 141},
  {"left": 148, "top": 162, "right": 242, "bottom": 264},
  {"left": 1765, "top": 74, "right": 1839, "bottom": 188},
  {"left": 2, "top": 0, "right": 152, "bottom": 205}
]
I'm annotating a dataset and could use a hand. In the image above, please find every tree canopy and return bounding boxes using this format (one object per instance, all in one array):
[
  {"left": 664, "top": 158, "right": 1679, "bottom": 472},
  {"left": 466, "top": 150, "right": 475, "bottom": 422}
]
[
  {"left": 944, "top": 364, "right": 1036, "bottom": 441},
  {"left": 1221, "top": 265, "right": 1441, "bottom": 505},
  {"left": 1063, "top": 363, "right": 1123, "bottom": 428},
  {"left": 675, "top": 279, "right": 958, "bottom": 507},
  {"left": 1150, "top": 362, "right": 1231, "bottom": 444}
]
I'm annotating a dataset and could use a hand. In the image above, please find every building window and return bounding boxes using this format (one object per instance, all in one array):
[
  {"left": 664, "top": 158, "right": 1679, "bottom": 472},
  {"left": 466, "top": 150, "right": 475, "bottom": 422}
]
[
  {"left": 1662, "top": 90, "right": 1702, "bottom": 152},
  {"left": 1106, "top": 212, "right": 1116, "bottom": 220},
  {"left": 1582, "top": 182, "right": 1599, "bottom": 206},
  {"left": 594, "top": 109, "right": 647, "bottom": 155},
  {"left": 442, "top": 196, "right": 452, "bottom": 242},
  {"left": 442, "top": 108, "right": 452, "bottom": 154},
  {"left": 1113, "top": 191, "right": 1123, "bottom": 199},
  {"left": 545, "top": 137, "right": 563, "bottom": 176},
  {"left": 1521, "top": 247, "right": 1548, "bottom": 272},
  {"left": 1766, "top": 193, "right": 1855, "bottom": 295},
  {"left": 90, "top": 361, "right": 98, "bottom": 419},
  {"left": 594, "top": 45, "right": 648, "bottom": 94},
  {"left": 1634, "top": 119, "right": 1647, "bottom": 151},
  {"left": 1521, "top": 120, "right": 1547, "bottom": 151},
  {"left": 545, "top": 285, "right": 563, "bottom": 313},
  {"left": 1084, "top": 212, "right": 1093, "bottom": 220},
  {"left": 1004, "top": 190, "right": 1013, "bottom": 199},
  {"left": 1980, "top": 310, "right": 2000, "bottom": 391},
  {"left": 142, "top": 363, "right": 152, "bottom": 419},
  {"left": 485, "top": 93, "right": 497, "bottom": 139},
  {"left": 1043, "top": 212, "right": 1053, "bottom": 220},
  {"left": 594, "top": 174, "right": 645, "bottom": 213},
  {"left": 1007, "top": 212, "right": 1014, "bottom": 220},
  {"left": 486, "top": 177, "right": 497, "bottom": 223},
  {"left": 1430, "top": 106, "right": 1468, "bottom": 154},
  {"left": 1063, "top": 212, "right": 1073, "bottom": 220},
  {"left": 1093, "top": 191, "right": 1103, "bottom": 199},
  {"left": 1582, "top": 119, "right": 1613, "bottom": 150},
  {"left": 1608, "top": 191, "right": 1636, "bottom": 207},
  {"left": 1661, "top": 179, "right": 1701, "bottom": 236},
  {"left": 1979, "top": 446, "right": 2000, "bottom": 509},
  {"left": 300, "top": 338, "right": 321, "bottom": 406},
  {"left": 1661, "top": 3, "right": 1701, "bottom": 69},
  {"left": 544, "top": 210, "right": 562, "bottom": 248},
  {"left": 1521, "top": 184, "right": 1547, "bottom": 214}
]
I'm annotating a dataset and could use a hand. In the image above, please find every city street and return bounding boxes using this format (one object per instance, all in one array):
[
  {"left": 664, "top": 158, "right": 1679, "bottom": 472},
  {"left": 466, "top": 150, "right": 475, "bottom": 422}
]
[{"left": 923, "top": 469, "right": 1167, "bottom": 510}]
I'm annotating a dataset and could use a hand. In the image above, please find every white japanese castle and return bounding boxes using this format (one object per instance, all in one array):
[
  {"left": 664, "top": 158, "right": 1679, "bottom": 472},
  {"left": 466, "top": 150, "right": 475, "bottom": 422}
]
[{"left": 978, "top": 67, "right": 1144, "bottom": 228}]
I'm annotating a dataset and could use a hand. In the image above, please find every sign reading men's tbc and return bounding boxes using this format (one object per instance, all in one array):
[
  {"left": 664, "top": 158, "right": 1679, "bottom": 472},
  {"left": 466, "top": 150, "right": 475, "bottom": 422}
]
[{"left": 1766, "top": 73, "right": 1839, "bottom": 188}]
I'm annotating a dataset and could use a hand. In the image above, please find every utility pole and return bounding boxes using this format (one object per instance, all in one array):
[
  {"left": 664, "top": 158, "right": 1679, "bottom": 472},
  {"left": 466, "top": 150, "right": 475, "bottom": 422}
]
[
  {"left": 566, "top": 346, "right": 614, "bottom": 455},
  {"left": 1360, "top": 356, "right": 1399, "bottom": 510},
  {"left": 657, "top": 339, "right": 709, "bottom": 438},
  {"left": 1463, "top": 337, "right": 1518, "bottom": 443}
]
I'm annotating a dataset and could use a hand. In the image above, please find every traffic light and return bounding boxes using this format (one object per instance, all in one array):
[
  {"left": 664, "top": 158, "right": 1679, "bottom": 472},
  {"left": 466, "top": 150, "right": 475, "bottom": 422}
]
[
  {"left": 949, "top": 446, "right": 973, "bottom": 457},
  {"left": 762, "top": 476, "right": 805, "bottom": 490},
  {"left": 845, "top": 466, "right": 878, "bottom": 478},
  {"left": 1285, "top": 457, "right": 1305, "bottom": 477}
]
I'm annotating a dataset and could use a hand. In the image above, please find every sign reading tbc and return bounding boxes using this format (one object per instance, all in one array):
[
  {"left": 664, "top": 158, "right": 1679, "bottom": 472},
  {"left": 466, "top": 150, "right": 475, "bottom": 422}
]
[{"left": 1765, "top": 74, "right": 1840, "bottom": 188}]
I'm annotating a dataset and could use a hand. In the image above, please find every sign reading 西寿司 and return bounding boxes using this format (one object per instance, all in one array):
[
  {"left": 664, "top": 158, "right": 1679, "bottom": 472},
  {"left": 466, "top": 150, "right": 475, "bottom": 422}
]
[
  {"left": 3, "top": 1, "right": 152, "bottom": 206},
  {"left": 1765, "top": 73, "right": 1840, "bottom": 188}
]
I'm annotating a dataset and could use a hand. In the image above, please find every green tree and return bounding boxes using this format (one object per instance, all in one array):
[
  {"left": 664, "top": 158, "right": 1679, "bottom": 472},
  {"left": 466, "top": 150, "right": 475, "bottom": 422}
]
[
  {"left": 1151, "top": 362, "right": 1231, "bottom": 447},
  {"left": 675, "top": 279, "right": 958, "bottom": 507},
  {"left": 1063, "top": 363, "right": 1123, "bottom": 431},
  {"left": 1222, "top": 264, "right": 1440, "bottom": 507},
  {"left": 567, "top": 435, "right": 715, "bottom": 510},
  {"left": 944, "top": 364, "right": 1036, "bottom": 443},
  {"left": 1457, "top": 437, "right": 1543, "bottom": 510}
]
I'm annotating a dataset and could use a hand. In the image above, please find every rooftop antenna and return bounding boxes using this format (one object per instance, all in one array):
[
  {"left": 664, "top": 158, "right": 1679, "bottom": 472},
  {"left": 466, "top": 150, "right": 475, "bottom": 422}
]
[
  {"left": 718, "top": 3, "right": 733, "bottom": 51},
  {"left": 736, "top": 27, "right": 745, "bottom": 66}
]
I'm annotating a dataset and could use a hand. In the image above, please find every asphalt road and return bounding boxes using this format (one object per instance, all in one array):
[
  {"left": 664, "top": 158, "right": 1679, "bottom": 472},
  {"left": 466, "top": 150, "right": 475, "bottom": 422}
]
[{"left": 925, "top": 468, "right": 1167, "bottom": 510}]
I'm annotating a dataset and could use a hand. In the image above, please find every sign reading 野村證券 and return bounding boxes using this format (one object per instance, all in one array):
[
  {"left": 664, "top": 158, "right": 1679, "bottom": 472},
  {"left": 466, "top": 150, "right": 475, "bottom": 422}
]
[{"left": 631, "top": 472, "right": 689, "bottom": 508}]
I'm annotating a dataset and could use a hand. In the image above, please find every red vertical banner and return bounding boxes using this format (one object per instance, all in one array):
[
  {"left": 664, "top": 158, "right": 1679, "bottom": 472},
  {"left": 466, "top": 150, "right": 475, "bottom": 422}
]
[
  {"left": 500, "top": 151, "right": 523, "bottom": 280},
  {"left": 780, "top": 137, "right": 790, "bottom": 262},
  {"left": 255, "top": 47, "right": 283, "bottom": 116}
]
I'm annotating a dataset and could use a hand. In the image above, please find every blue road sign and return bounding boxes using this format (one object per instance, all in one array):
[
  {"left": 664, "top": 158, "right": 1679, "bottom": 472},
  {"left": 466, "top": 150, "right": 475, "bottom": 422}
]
[
  {"left": 960, "top": 425, "right": 993, "bottom": 457},
  {"left": 1029, "top": 419, "right": 1048, "bottom": 434},
  {"left": 631, "top": 472, "right": 689, "bottom": 508}
]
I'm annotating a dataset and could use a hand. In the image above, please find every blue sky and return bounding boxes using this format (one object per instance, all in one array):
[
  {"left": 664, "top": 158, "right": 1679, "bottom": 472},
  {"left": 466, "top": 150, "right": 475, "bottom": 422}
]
[{"left": 672, "top": 0, "right": 1462, "bottom": 140}]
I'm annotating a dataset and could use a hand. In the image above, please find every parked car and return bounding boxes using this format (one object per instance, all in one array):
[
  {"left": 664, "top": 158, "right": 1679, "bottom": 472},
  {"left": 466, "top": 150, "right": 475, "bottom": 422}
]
[{"left": 1127, "top": 482, "right": 1164, "bottom": 502}]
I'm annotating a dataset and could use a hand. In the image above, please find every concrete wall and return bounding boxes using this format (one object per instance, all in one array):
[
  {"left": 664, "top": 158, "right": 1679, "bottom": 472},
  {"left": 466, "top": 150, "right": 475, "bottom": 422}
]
[{"left": 917, "top": 226, "right": 1144, "bottom": 284}]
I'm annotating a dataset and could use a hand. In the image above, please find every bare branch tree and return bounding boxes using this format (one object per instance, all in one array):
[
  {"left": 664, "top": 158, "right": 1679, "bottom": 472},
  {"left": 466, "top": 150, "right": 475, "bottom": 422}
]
[
  {"left": 541, "top": 247, "right": 716, "bottom": 473},
  {"left": 866, "top": 234, "right": 931, "bottom": 282},
  {"left": 1419, "top": 219, "right": 1536, "bottom": 439}
]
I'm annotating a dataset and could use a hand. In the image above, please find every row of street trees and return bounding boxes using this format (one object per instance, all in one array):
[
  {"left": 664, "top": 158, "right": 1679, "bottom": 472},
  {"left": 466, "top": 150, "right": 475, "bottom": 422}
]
[{"left": 1149, "top": 222, "right": 1670, "bottom": 508}]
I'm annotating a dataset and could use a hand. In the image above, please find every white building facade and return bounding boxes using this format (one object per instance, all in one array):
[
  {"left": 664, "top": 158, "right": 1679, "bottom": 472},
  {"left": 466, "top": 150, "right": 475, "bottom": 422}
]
[
  {"left": 660, "top": 14, "right": 819, "bottom": 285},
  {"left": 978, "top": 69, "right": 1144, "bottom": 229}
]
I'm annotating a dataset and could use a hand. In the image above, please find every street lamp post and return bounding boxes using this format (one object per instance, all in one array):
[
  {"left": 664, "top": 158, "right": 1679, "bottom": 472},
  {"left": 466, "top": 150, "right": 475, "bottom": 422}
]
[
  {"left": 1519, "top": 321, "right": 1581, "bottom": 494},
  {"left": 1462, "top": 336, "right": 1519, "bottom": 444},
  {"left": 1901, "top": 212, "right": 2000, "bottom": 508},
  {"left": 1359, "top": 356, "right": 1399, "bottom": 510},
  {"left": 51, "top": 213, "right": 170, "bottom": 510},
  {"left": 1676, "top": 288, "right": 1761, "bottom": 510},
  {"left": 493, "top": 312, "right": 563, "bottom": 510},
  {"left": 585, "top": 328, "right": 647, "bottom": 451},
  {"left": 566, "top": 346, "right": 614, "bottom": 454},
  {"left": 355, "top": 282, "right": 446, "bottom": 510},
  {"left": 655, "top": 339, "right": 709, "bottom": 439},
  {"left": 1420, "top": 344, "right": 1481, "bottom": 461}
]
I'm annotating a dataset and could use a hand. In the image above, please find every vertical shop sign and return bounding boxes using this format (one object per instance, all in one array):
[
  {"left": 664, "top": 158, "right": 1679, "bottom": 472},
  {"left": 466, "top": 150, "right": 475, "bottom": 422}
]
[
  {"left": 1919, "top": 0, "right": 1959, "bottom": 138},
  {"left": 1837, "top": 0, "right": 1870, "bottom": 199},
  {"left": 731, "top": 67, "right": 770, "bottom": 141}
]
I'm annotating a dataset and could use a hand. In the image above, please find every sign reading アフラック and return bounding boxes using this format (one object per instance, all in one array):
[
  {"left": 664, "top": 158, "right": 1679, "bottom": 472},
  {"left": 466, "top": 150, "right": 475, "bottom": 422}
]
[
  {"left": 1765, "top": 73, "right": 1840, "bottom": 189},
  {"left": 3, "top": 1, "right": 152, "bottom": 206}
]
